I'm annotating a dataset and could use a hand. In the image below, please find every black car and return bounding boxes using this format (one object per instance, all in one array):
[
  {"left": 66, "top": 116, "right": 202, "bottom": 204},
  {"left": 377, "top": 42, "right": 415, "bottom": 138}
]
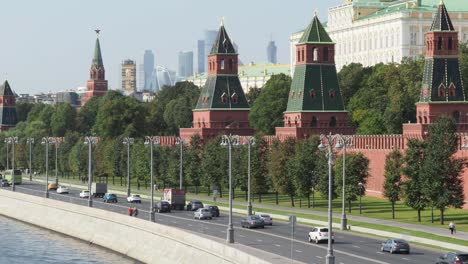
[
  {"left": 205, "top": 205, "right": 220, "bottom": 217},
  {"left": 154, "top": 201, "right": 171, "bottom": 213},
  {"left": 241, "top": 215, "right": 265, "bottom": 229},
  {"left": 186, "top": 201, "right": 204, "bottom": 211},
  {"left": 0, "top": 179, "right": 10, "bottom": 187},
  {"left": 436, "top": 252, "right": 468, "bottom": 264}
]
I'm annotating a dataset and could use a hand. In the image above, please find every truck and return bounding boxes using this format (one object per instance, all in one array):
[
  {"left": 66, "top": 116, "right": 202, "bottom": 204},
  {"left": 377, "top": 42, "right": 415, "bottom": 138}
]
[
  {"left": 163, "top": 188, "right": 186, "bottom": 210},
  {"left": 3, "top": 169, "right": 22, "bottom": 185},
  {"left": 91, "top": 183, "right": 107, "bottom": 198}
]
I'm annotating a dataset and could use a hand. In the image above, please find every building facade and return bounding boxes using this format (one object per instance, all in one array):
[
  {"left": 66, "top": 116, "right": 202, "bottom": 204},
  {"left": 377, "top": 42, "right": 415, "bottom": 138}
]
[
  {"left": 267, "top": 40, "right": 278, "bottom": 64},
  {"left": 178, "top": 51, "right": 194, "bottom": 79},
  {"left": 143, "top": 50, "right": 155, "bottom": 91},
  {"left": 121, "top": 59, "right": 137, "bottom": 93},
  {"left": 81, "top": 31, "right": 108, "bottom": 106},
  {"left": 204, "top": 30, "right": 218, "bottom": 71},
  {"left": 197, "top": 40, "right": 205, "bottom": 74},
  {"left": 290, "top": 0, "right": 468, "bottom": 74}
]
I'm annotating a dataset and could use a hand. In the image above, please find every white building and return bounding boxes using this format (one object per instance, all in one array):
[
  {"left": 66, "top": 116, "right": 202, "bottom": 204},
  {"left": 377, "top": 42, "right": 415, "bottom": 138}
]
[{"left": 290, "top": 0, "right": 468, "bottom": 73}]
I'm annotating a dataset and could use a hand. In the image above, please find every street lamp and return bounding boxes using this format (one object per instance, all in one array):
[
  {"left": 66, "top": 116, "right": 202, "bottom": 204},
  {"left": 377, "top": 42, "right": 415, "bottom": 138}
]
[
  {"left": 52, "top": 137, "right": 64, "bottom": 185},
  {"left": 358, "top": 182, "right": 364, "bottom": 214},
  {"left": 221, "top": 134, "right": 240, "bottom": 244},
  {"left": 26, "top": 138, "right": 34, "bottom": 181},
  {"left": 243, "top": 136, "right": 255, "bottom": 216},
  {"left": 122, "top": 137, "right": 134, "bottom": 198},
  {"left": 336, "top": 135, "right": 353, "bottom": 231},
  {"left": 145, "top": 136, "right": 160, "bottom": 222},
  {"left": 175, "top": 137, "right": 184, "bottom": 190},
  {"left": 4, "top": 138, "right": 9, "bottom": 170},
  {"left": 84, "top": 136, "right": 99, "bottom": 207},
  {"left": 41, "top": 137, "right": 55, "bottom": 198},
  {"left": 5, "top": 137, "right": 18, "bottom": 191},
  {"left": 318, "top": 133, "right": 339, "bottom": 264}
]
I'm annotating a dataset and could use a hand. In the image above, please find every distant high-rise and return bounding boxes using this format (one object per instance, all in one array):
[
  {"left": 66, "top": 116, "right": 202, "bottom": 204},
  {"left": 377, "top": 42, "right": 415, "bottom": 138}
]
[
  {"left": 178, "top": 51, "right": 194, "bottom": 78},
  {"left": 121, "top": 59, "right": 136, "bottom": 93},
  {"left": 197, "top": 40, "right": 205, "bottom": 73},
  {"left": 267, "top": 40, "right": 277, "bottom": 64},
  {"left": 204, "top": 30, "right": 217, "bottom": 70},
  {"left": 143, "top": 50, "right": 155, "bottom": 91}
]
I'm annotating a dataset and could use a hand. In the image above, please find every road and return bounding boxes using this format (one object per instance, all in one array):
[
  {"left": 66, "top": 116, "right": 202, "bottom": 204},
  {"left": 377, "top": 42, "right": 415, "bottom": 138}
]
[{"left": 6, "top": 181, "right": 444, "bottom": 264}]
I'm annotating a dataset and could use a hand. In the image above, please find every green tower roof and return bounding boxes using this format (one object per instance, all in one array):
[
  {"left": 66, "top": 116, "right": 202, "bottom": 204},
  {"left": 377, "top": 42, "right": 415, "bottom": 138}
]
[
  {"left": 210, "top": 24, "right": 236, "bottom": 55},
  {"left": 0, "top": 80, "right": 14, "bottom": 96},
  {"left": 92, "top": 37, "right": 104, "bottom": 68},
  {"left": 431, "top": 1, "right": 455, "bottom": 31},
  {"left": 298, "top": 14, "right": 333, "bottom": 44}
]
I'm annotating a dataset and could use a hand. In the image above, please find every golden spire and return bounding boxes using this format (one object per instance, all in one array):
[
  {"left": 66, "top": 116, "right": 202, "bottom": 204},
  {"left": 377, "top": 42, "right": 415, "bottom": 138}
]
[{"left": 440, "top": 0, "right": 444, "bottom": 5}]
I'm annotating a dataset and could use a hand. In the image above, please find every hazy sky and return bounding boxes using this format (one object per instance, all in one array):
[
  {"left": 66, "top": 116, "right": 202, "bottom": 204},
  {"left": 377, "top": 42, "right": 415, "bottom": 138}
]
[{"left": 0, "top": 0, "right": 342, "bottom": 94}]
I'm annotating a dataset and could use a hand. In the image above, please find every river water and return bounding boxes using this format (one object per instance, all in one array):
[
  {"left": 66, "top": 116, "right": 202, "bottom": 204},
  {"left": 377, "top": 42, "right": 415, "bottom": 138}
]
[{"left": 0, "top": 216, "right": 139, "bottom": 264}]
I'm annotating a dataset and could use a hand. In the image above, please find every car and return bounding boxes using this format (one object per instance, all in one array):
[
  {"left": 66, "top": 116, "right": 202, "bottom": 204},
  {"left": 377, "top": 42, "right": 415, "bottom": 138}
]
[
  {"left": 436, "top": 252, "right": 468, "bottom": 264},
  {"left": 194, "top": 208, "right": 212, "bottom": 220},
  {"left": 56, "top": 186, "right": 69, "bottom": 194},
  {"left": 127, "top": 194, "right": 142, "bottom": 203},
  {"left": 241, "top": 215, "right": 265, "bottom": 229},
  {"left": 79, "top": 190, "right": 90, "bottom": 198},
  {"left": 0, "top": 179, "right": 10, "bottom": 187},
  {"left": 186, "top": 200, "right": 204, "bottom": 211},
  {"left": 47, "top": 183, "right": 58, "bottom": 190},
  {"left": 381, "top": 238, "right": 410, "bottom": 254},
  {"left": 103, "top": 193, "right": 118, "bottom": 203},
  {"left": 256, "top": 213, "right": 273, "bottom": 225},
  {"left": 154, "top": 201, "right": 171, "bottom": 213},
  {"left": 308, "top": 227, "right": 334, "bottom": 244},
  {"left": 204, "top": 205, "right": 220, "bottom": 217}
]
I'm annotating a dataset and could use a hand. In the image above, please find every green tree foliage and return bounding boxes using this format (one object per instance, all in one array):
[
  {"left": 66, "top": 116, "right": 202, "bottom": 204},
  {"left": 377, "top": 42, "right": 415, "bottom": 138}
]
[
  {"left": 402, "top": 139, "right": 428, "bottom": 222},
  {"left": 16, "top": 102, "right": 34, "bottom": 123},
  {"left": 185, "top": 135, "right": 203, "bottom": 192},
  {"left": 76, "top": 96, "right": 101, "bottom": 134},
  {"left": 290, "top": 136, "right": 320, "bottom": 207},
  {"left": 249, "top": 135, "right": 270, "bottom": 194},
  {"left": 383, "top": 148, "right": 404, "bottom": 219},
  {"left": 334, "top": 152, "right": 370, "bottom": 212},
  {"left": 51, "top": 103, "right": 77, "bottom": 137},
  {"left": 268, "top": 137, "right": 296, "bottom": 206},
  {"left": 338, "top": 63, "right": 369, "bottom": 107},
  {"left": 246, "top": 87, "right": 261, "bottom": 106},
  {"left": 421, "top": 117, "right": 466, "bottom": 224},
  {"left": 249, "top": 74, "right": 291, "bottom": 134},
  {"left": 460, "top": 43, "right": 468, "bottom": 97},
  {"left": 201, "top": 136, "right": 228, "bottom": 196}
]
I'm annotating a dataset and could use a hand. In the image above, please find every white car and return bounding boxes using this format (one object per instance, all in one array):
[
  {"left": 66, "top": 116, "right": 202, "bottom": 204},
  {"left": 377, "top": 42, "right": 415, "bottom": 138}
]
[
  {"left": 79, "top": 190, "right": 90, "bottom": 198},
  {"left": 256, "top": 213, "right": 273, "bottom": 225},
  {"left": 56, "top": 186, "right": 69, "bottom": 194},
  {"left": 194, "top": 208, "right": 212, "bottom": 220},
  {"left": 308, "top": 227, "right": 334, "bottom": 244},
  {"left": 127, "top": 194, "right": 142, "bottom": 203}
]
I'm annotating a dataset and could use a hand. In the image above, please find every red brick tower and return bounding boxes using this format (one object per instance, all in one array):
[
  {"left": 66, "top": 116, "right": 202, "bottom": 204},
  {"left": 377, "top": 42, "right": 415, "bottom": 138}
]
[
  {"left": 275, "top": 13, "right": 354, "bottom": 140},
  {"left": 180, "top": 19, "right": 253, "bottom": 141},
  {"left": 81, "top": 30, "right": 108, "bottom": 106},
  {"left": 403, "top": 1, "right": 467, "bottom": 137}
]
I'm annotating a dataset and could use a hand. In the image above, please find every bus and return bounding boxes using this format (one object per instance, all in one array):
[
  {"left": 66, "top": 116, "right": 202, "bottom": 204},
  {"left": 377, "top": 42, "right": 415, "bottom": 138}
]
[{"left": 3, "top": 169, "right": 22, "bottom": 185}]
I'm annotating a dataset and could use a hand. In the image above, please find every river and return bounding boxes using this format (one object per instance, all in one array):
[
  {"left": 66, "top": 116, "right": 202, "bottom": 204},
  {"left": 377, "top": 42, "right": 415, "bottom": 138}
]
[{"left": 0, "top": 215, "right": 140, "bottom": 264}]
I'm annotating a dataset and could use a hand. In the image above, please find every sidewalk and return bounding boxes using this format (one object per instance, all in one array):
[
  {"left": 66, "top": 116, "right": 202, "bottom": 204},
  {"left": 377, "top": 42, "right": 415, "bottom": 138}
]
[{"left": 25, "top": 176, "right": 468, "bottom": 251}]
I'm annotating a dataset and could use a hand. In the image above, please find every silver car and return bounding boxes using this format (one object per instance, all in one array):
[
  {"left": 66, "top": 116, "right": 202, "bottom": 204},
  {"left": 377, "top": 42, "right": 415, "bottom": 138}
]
[
  {"left": 194, "top": 208, "right": 212, "bottom": 220},
  {"left": 256, "top": 213, "right": 273, "bottom": 225}
]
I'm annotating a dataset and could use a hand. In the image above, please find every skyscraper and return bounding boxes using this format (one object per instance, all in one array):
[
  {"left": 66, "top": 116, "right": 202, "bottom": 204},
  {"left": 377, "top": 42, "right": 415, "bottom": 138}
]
[
  {"left": 143, "top": 50, "right": 155, "bottom": 90},
  {"left": 197, "top": 40, "right": 205, "bottom": 73},
  {"left": 178, "top": 51, "right": 194, "bottom": 78},
  {"left": 204, "top": 30, "right": 217, "bottom": 70},
  {"left": 121, "top": 59, "right": 136, "bottom": 93},
  {"left": 267, "top": 41, "right": 277, "bottom": 64}
]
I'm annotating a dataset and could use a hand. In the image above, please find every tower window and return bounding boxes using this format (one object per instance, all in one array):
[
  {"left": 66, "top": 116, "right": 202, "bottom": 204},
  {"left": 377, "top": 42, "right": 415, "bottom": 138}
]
[
  {"left": 438, "top": 37, "right": 443, "bottom": 50},
  {"left": 448, "top": 37, "right": 453, "bottom": 50},
  {"left": 329, "top": 116, "right": 337, "bottom": 127},
  {"left": 449, "top": 83, "right": 456, "bottom": 96},
  {"left": 309, "top": 89, "right": 316, "bottom": 98},
  {"left": 301, "top": 49, "right": 305, "bottom": 62},
  {"left": 313, "top": 48, "right": 318, "bottom": 61},
  {"left": 453, "top": 111, "right": 461, "bottom": 123},
  {"left": 297, "top": 50, "right": 300, "bottom": 62},
  {"left": 329, "top": 90, "right": 336, "bottom": 99},
  {"left": 323, "top": 47, "right": 329, "bottom": 62},
  {"left": 231, "top": 93, "right": 238, "bottom": 104},
  {"left": 229, "top": 59, "right": 233, "bottom": 70},
  {"left": 221, "top": 92, "right": 228, "bottom": 103},
  {"left": 311, "top": 116, "right": 318, "bottom": 127},
  {"left": 220, "top": 59, "right": 225, "bottom": 70},
  {"left": 290, "top": 91, "right": 295, "bottom": 98},
  {"left": 438, "top": 84, "right": 446, "bottom": 97}
]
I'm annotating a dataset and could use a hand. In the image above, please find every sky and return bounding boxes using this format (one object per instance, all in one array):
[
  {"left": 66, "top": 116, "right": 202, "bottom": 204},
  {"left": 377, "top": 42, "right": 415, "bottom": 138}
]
[{"left": 0, "top": 0, "right": 342, "bottom": 94}]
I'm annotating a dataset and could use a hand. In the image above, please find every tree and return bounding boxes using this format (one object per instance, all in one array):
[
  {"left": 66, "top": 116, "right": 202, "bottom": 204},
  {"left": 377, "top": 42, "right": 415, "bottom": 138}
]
[
  {"left": 201, "top": 136, "right": 227, "bottom": 196},
  {"left": 421, "top": 117, "right": 466, "bottom": 224},
  {"left": 16, "top": 102, "right": 34, "bottom": 123},
  {"left": 402, "top": 139, "right": 428, "bottom": 222},
  {"left": 268, "top": 137, "right": 296, "bottom": 206},
  {"left": 290, "top": 136, "right": 320, "bottom": 207},
  {"left": 383, "top": 148, "right": 404, "bottom": 219},
  {"left": 249, "top": 74, "right": 291, "bottom": 134},
  {"left": 246, "top": 87, "right": 262, "bottom": 106},
  {"left": 76, "top": 96, "right": 101, "bottom": 135},
  {"left": 338, "top": 63, "right": 369, "bottom": 107},
  {"left": 250, "top": 135, "right": 270, "bottom": 194},
  {"left": 185, "top": 135, "right": 203, "bottom": 193},
  {"left": 460, "top": 43, "right": 468, "bottom": 97},
  {"left": 51, "top": 103, "right": 77, "bottom": 137},
  {"left": 334, "top": 152, "right": 370, "bottom": 212}
]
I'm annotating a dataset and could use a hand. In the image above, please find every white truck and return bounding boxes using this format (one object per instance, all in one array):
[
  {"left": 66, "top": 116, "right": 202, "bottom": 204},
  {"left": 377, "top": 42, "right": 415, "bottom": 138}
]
[
  {"left": 163, "top": 188, "right": 186, "bottom": 210},
  {"left": 91, "top": 183, "right": 107, "bottom": 198}
]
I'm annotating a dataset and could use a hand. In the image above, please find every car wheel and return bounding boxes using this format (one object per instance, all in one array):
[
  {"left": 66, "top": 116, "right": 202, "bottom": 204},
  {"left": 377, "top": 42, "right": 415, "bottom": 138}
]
[
  {"left": 380, "top": 246, "right": 384, "bottom": 252},
  {"left": 261, "top": 225, "right": 265, "bottom": 229},
  {"left": 168, "top": 210, "right": 171, "bottom": 213},
  {"left": 308, "top": 236, "right": 312, "bottom": 243},
  {"left": 390, "top": 248, "right": 394, "bottom": 254},
  {"left": 315, "top": 237, "right": 319, "bottom": 244},
  {"left": 209, "top": 217, "right": 212, "bottom": 220}
]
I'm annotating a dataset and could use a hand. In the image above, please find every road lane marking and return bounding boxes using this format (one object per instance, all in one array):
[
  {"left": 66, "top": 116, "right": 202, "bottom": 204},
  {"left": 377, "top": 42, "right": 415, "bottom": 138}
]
[
  {"left": 353, "top": 245, "right": 361, "bottom": 248},
  {"left": 316, "top": 256, "right": 323, "bottom": 259},
  {"left": 274, "top": 244, "right": 281, "bottom": 247},
  {"left": 188, "top": 224, "right": 193, "bottom": 227},
  {"left": 402, "top": 258, "right": 410, "bottom": 261},
  {"left": 295, "top": 250, "right": 302, "bottom": 253},
  {"left": 239, "top": 235, "right": 246, "bottom": 238},
  {"left": 257, "top": 239, "right": 263, "bottom": 242}
]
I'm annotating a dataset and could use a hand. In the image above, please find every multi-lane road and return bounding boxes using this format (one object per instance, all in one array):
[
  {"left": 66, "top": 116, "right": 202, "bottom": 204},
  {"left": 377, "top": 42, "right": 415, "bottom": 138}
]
[{"left": 6, "top": 181, "right": 445, "bottom": 264}]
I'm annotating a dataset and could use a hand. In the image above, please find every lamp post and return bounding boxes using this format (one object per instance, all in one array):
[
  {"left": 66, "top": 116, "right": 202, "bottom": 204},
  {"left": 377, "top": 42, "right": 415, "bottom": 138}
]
[
  {"left": 221, "top": 134, "right": 240, "bottom": 244},
  {"left": 318, "top": 133, "right": 339, "bottom": 264},
  {"left": 336, "top": 135, "right": 353, "bottom": 231},
  {"left": 41, "top": 137, "right": 55, "bottom": 198},
  {"left": 123, "top": 137, "right": 134, "bottom": 198},
  {"left": 145, "top": 136, "right": 160, "bottom": 222},
  {"left": 53, "top": 137, "right": 64, "bottom": 185},
  {"left": 243, "top": 136, "right": 255, "bottom": 216},
  {"left": 5, "top": 138, "right": 9, "bottom": 170},
  {"left": 175, "top": 137, "right": 184, "bottom": 190},
  {"left": 358, "top": 182, "right": 364, "bottom": 214},
  {"left": 84, "top": 136, "right": 99, "bottom": 207},
  {"left": 5, "top": 137, "right": 18, "bottom": 191},
  {"left": 27, "top": 138, "right": 34, "bottom": 181}
]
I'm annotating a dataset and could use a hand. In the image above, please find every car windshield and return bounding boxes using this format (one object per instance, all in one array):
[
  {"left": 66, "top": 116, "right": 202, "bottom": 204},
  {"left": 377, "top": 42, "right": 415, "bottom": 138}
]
[
  {"left": 320, "top": 228, "right": 329, "bottom": 232},
  {"left": 133, "top": 195, "right": 140, "bottom": 197},
  {"left": 394, "top": 239, "right": 407, "bottom": 244},
  {"left": 458, "top": 255, "right": 468, "bottom": 261},
  {"left": 251, "top": 216, "right": 261, "bottom": 220},
  {"left": 261, "top": 214, "right": 270, "bottom": 217},
  {"left": 193, "top": 202, "right": 202, "bottom": 205}
]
